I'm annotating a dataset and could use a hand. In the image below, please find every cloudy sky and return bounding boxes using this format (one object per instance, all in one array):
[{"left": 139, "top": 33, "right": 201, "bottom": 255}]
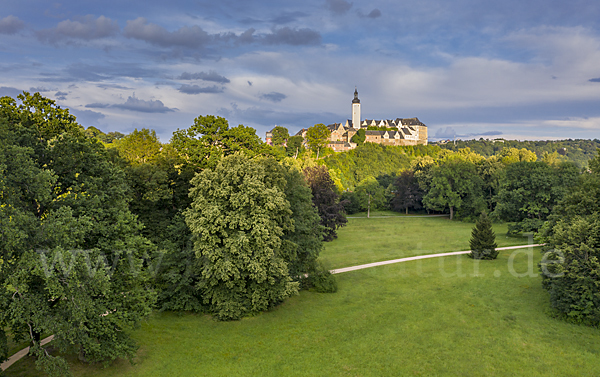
[{"left": 2, "top": 0, "right": 600, "bottom": 141}]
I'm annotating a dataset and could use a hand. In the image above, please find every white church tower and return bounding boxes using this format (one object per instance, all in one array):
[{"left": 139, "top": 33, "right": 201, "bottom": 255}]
[{"left": 352, "top": 87, "right": 361, "bottom": 129}]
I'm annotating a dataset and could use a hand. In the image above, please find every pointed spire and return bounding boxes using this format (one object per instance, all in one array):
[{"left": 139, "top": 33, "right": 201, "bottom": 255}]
[{"left": 352, "top": 87, "right": 360, "bottom": 104}]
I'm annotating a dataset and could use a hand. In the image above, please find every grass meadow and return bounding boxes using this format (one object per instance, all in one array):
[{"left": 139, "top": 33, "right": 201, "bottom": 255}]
[
  {"left": 6, "top": 215, "right": 600, "bottom": 376},
  {"left": 321, "top": 211, "right": 532, "bottom": 269}
]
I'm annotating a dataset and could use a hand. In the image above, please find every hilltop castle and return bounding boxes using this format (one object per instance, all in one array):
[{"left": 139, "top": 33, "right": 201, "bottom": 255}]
[{"left": 267, "top": 88, "right": 428, "bottom": 152}]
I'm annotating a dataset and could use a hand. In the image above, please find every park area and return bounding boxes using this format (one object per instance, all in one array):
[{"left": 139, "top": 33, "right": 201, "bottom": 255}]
[{"left": 5, "top": 214, "right": 600, "bottom": 376}]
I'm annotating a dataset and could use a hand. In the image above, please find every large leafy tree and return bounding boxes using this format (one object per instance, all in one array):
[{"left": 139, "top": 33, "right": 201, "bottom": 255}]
[
  {"left": 112, "top": 128, "right": 162, "bottom": 164},
  {"left": 538, "top": 151, "right": 600, "bottom": 326},
  {"left": 270, "top": 126, "right": 289, "bottom": 147},
  {"left": 419, "top": 160, "right": 485, "bottom": 220},
  {"left": 494, "top": 161, "right": 579, "bottom": 234},
  {"left": 391, "top": 170, "right": 423, "bottom": 214},
  {"left": 354, "top": 177, "right": 386, "bottom": 218},
  {"left": 306, "top": 123, "right": 330, "bottom": 159},
  {"left": 170, "top": 115, "right": 273, "bottom": 169},
  {"left": 185, "top": 153, "right": 299, "bottom": 320},
  {"left": 303, "top": 166, "right": 347, "bottom": 241},
  {"left": 286, "top": 135, "right": 304, "bottom": 158},
  {"left": 260, "top": 159, "right": 325, "bottom": 281},
  {"left": 477, "top": 157, "right": 504, "bottom": 212},
  {"left": 498, "top": 147, "right": 537, "bottom": 164},
  {"left": 0, "top": 93, "right": 155, "bottom": 376},
  {"left": 350, "top": 129, "right": 366, "bottom": 145}
]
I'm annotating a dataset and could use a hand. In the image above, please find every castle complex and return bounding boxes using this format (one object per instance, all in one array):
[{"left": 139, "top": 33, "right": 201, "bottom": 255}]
[{"left": 266, "top": 89, "right": 428, "bottom": 152}]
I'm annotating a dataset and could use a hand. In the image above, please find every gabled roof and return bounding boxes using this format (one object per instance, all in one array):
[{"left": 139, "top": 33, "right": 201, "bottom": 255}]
[
  {"left": 365, "top": 130, "right": 385, "bottom": 136},
  {"left": 294, "top": 128, "right": 308, "bottom": 136}
]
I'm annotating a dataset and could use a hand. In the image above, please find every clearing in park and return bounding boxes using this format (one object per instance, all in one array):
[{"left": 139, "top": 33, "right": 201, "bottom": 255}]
[{"left": 6, "top": 213, "right": 600, "bottom": 376}]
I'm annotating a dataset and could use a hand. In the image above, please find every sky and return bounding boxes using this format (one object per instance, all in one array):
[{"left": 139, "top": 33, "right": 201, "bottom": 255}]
[{"left": 1, "top": 0, "right": 600, "bottom": 142}]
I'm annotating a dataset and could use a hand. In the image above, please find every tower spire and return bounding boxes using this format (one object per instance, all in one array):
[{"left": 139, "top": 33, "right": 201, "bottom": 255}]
[{"left": 351, "top": 87, "right": 361, "bottom": 129}]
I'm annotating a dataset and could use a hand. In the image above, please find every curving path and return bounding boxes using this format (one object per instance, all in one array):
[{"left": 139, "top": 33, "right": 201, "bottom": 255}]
[
  {"left": 1, "top": 243, "right": 542, "bottom": 372},
  {"left": 329, "top": 244, "right": 544, "bottom": 274}
]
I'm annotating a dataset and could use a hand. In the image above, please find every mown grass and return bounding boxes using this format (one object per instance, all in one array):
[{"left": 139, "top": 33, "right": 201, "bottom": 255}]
[
  {"left": 6, "top": 217, "right": 599, "bottom": 376},
  {"left": 321, "top": 212, "right": 531, "bottom": 269}
]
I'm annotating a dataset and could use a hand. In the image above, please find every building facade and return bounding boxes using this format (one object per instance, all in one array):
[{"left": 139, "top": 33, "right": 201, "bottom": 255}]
[{"left": 267, "top": 89, "right": 428, "bottom": 151}]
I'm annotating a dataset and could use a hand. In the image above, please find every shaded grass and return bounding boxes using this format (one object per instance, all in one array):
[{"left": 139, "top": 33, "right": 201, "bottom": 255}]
[
  {"left": 321, "top": 214, "right": 530, "bottom": 269},
  {"left": 8, "top": 248, "right": 600, "bottom": 376}
]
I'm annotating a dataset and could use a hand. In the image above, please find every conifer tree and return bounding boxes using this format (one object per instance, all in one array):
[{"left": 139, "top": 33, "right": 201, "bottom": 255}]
[{"left": 468, "top": 212, "right": 498, "bottom": 260}]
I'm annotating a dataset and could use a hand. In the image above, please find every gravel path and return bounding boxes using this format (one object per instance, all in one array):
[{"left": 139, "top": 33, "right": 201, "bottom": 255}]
[
  {"left": 1, "top": 335, "right": 54, "bottom": 371},
  {"left": 330, "top": 244, "right": 544, "bottom": 274}
]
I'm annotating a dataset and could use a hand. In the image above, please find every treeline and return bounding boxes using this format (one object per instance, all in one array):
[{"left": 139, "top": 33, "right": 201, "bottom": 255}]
[
  {"left": 0, "top": 93, "right": 344, "bottom": 376},
  {"left": 436, "top": 138, "right": 600, "bottom": 168},
  {"left": 332, "top": 146, "right": 580, "bottom": 228}
]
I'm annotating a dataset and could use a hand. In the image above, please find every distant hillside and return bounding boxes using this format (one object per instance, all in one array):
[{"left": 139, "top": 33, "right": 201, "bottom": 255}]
[{"left": 434, "top": 139, "right": 600, "bottom": 167}]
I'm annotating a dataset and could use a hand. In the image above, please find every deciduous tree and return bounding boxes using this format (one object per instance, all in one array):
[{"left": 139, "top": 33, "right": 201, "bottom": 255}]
[
  {"left": 420, "top": 160, "right": 485, "bottom": 220},
  {"left": 270, "top": 126, "right": 289, "bottom": 147},
  {"left": 112, "top": 128, "right": 162, "bottom": 164},
  {"left": 391, "top": 170, "right": 423, "bottom": 214},
  {"left": 306, "top": 123, "right": 330, "bottom": 159},
  {"left": 355, "top": 177, "right": 386, "bottom": 218},
  {"left": 286, "top": 135, "right": 304, "bottom": 158},
  {"left": 0, "top": 93, "right": 155, "bottom": 375},
  {"left": 185, "top": 153, "right": 299, "bottom": 320},
  {"left": 303, "top": 166, "right": 347, "bottom": 241},
  {"left": 494, "top": 161, "right": 579, "bottom": 234}
]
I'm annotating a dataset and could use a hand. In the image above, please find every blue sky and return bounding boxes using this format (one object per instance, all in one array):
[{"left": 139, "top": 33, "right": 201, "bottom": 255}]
[{"left": 2, "top": 0, "right": 600, "bottom": 141}]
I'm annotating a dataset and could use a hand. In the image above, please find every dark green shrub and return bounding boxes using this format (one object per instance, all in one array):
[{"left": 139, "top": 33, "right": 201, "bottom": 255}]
[
  {"left": 340, "top": 191, "right": 360, "bottom": 214},
  {"left": 307, "top": 263, "right": 338, "bottom": 293}
]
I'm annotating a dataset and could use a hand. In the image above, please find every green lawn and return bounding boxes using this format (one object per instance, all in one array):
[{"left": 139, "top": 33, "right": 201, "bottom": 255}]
[
  {"left": 321, "top": 212, "right": 531, "bottom": 269},
  {"left": 6, "top": 217, "right": 599, "bottom": 376}
]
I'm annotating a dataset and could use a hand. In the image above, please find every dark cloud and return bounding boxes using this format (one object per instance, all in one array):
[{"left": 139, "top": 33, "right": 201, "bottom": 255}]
[
  {"left": 55, "top": 91, "right": 68, "bottom": 100},
  {"left": 29, "top": 86, "right": 52, "bottom": 92},
  {"left": 123, "top": 17, "right": 211, "bottom": 48},
  {"left": 85, "top": 102, "right": 110, "bottom": 108},
  {"left": 122, "top": 18, "right": 320, "bottom": 49},
  {"left": 96, "top": 83, "right": 133, "bottom": 90},
  {"left": 259, "top": 92, "right": 287, "bottom": 102},
  {"left": 238, "top": 28, "right": 256, "bottom": 44},
  {"left": 40, "top": 63, "right": 159, "bottom": 83},
  {"left": 177, "top": 71, "right": 230, "bottom": 83},
  {"left": 178, "top": 84, "right": 223, "bottom": 94},
  {"left": 366, "top": 9, "right": 381, "bottom": 18},
  {"left": 270, "top": 11, "right": 309, "bottom": 24},
  {"left": 0, "top": 86, "right": 23, "bottom": 98},
  {"left": 112, "top": 95, "right": 176, "bottom": 113},
  {"left": 71, "top": 109, "right": 105, "bottom": 126},
  {"left": 0, "top": 15, "right": 25, "bottom": 34},
  {"left": 263, "top": 27, "right": 321, "bottom": 46},
  {"left": 239, "top": 17, "right": 262, "bottom": 25},
  {"left": 326, "top": 0, "right": 353, "bottom": 14},
  {"left": 36, "top": 15, "right": 119, "bottom": 43},
  {"left": 589, "top": 78, "right": 600, "bottom": 83}
]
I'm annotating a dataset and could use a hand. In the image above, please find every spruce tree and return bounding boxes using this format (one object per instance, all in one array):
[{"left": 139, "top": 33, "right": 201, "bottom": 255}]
[{"left": 469, "top": 212, "right": 498, "bottom": 260}]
